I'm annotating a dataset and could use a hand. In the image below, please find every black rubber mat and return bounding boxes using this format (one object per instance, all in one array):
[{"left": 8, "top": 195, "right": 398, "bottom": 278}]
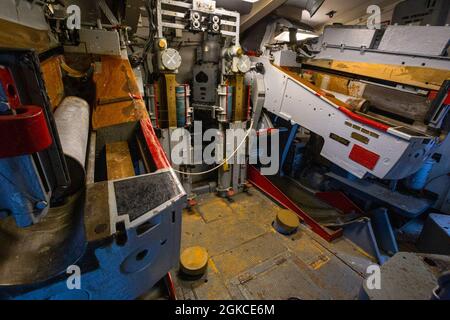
[{"left": 114, "top": 171, "right": 181, "bottom": 221}]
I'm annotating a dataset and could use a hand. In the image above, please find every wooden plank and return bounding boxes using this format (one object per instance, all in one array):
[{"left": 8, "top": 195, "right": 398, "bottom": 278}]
[
  {"left": 233, "top": 74, "right": 246, "bottom": 122},
  {"left": 313, "top": 73, "right": 350, "bottom": 95},
  {"left": 92, "top": 99, "right": 148, "bottom": 130},
  {"left": 93, "top": 56, "right": 148, "bottom": 130},
  {"left": 0, "top": 19, "right": 53, "bottom": 53},
  {"left": 106, "top": 141, "right": 135, "bottom": 180},
  {"left": 41, "top": 55, "right": 65, "bottom": 111},
  {"left": 164, "top": 73, "right": 178, "bottom": 128},
  {"left": 305, "top": 59, "right": 450, "bottom": 91}
]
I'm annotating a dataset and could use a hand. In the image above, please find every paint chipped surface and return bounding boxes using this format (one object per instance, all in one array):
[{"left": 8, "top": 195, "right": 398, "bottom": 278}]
[{"left": 172, "top": 190, "right": 376, "bottom": 300}]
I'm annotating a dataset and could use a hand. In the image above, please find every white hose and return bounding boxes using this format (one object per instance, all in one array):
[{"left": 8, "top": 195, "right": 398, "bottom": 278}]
[{"left": 171, "top": 120, "right": 255, "bottom": 176}]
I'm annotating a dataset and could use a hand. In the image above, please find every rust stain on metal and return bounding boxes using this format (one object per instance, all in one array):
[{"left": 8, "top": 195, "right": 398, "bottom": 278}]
[
  {"left": 309, "top": 254, "right": 330, "bottom": 270},
  {"left": 105, "top": 141, "right": 135, "bottom": 180}
]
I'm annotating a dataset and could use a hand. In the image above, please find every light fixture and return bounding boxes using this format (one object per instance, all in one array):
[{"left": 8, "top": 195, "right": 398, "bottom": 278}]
[
  {"left": 274, "top": 30, "right": 318, "bottom": 42},
  {"left": 242, "top": 0, "right": 260, "bottom": 2},
  {"left": 326, "top": 10, "right": 337, "bottom": 18}
]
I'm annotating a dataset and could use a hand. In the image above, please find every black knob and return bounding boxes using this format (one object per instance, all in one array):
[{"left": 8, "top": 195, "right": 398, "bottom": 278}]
[{"left": 255, "top": 63, "right": 265, "bottom": 74}]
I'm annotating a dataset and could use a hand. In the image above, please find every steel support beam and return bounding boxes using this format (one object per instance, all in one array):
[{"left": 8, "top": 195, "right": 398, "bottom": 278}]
[{"left": 240, "top": 0, "right": 287, "bottom": 32}]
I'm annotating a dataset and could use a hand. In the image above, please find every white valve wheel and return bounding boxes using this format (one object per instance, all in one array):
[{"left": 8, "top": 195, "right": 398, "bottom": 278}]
[
  {"left": 237, "top": 55, "right": 251, "bottom": 73},
  {"left": 192, "top": 12, "right": 200, "bottom": 21},
  {"left": 161, "top": 48, "right": 182, "bottom": 71}
]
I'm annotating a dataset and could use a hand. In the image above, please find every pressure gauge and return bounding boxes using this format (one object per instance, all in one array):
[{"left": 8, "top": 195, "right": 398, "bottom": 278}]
[
  {"left": 192, "top": 12, "right": 201, "bottom": 21},
  {"left": 211, "top": 23, "right": 220, "bottom": 32},
  {"left": 190, "top": 11, "right": 202, "bottom": 31},
  {"left": 210, "top": 15, "right": 220, "bottom": 33},
  {"left": 161, "top": 48, "right": 182, "bottom": 71},
  {"left": 237, "top": 55, "right": 251, "bottom": 73},
  {"left": 212, "top": 15, "right": 220, "bottom": 24}
]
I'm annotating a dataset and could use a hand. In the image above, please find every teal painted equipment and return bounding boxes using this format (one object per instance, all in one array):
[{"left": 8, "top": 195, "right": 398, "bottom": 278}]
[
  {"left": 176, "top": 85, "right": 189, "bottom": 127},
  {"left": 226, "top": 86, "right": 233, "bottom": 121}
]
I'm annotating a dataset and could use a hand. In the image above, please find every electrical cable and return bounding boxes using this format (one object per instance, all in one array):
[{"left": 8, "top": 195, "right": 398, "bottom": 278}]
[
  {"left": 424, "top": 172, "right": 450, "bottom": 188},
  {"left": 171, "top": 121, "right": 255, "bottom": 176}
]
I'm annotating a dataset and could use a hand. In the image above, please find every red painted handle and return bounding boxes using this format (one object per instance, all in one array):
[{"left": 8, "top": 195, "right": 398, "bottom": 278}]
[{"left": 0, "top": 106, "right": 52, "bottom": 158}]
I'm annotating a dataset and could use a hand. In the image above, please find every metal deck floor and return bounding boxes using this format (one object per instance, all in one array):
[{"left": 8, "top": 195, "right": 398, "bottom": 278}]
[{"left": 172, "top": 189, "right": 376, "bottom": 300}]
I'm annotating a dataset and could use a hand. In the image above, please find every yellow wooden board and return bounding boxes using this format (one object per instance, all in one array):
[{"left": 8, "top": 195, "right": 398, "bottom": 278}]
[
  {"left": 305, "top": 59, "right": 450, "bottom": 91},
  {"left": 93, "top": 56, "right": 148, "bottom": 130},
  {"left": 314, "top": 73, "right": 350, "bottom": 95},
  {"left": 0, "top": 19, "right": 55, "bottom": 53},
  {"left": 106, "top": 141, "right": 135, "bottom": 180},
  {"left": 164, "top": 73, "right": 177, "bottom": 128},
  {"left": 41, "top": 55, "right": 65, "bottom": 111}
]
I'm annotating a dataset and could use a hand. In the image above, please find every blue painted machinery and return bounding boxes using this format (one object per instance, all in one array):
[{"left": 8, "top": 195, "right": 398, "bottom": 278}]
[{"left": 0, "top": 48, "right": 185, "bottom": 300}]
